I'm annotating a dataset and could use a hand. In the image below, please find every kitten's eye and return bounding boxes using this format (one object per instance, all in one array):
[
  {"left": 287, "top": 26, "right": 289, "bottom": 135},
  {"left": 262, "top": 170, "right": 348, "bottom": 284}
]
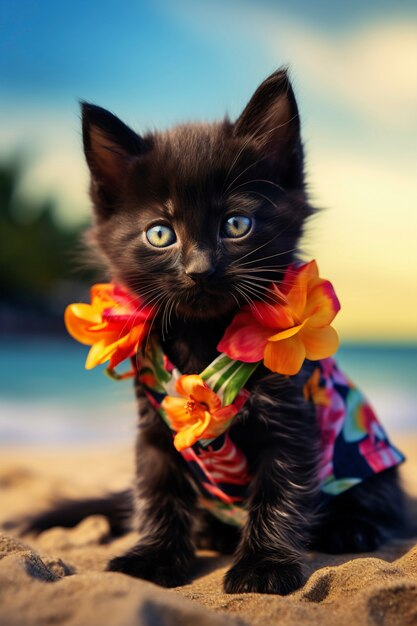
[
  {"left": 146, "top": 224, "right": 176, "bottom": 248},
  {"left": 222, "top": 215, "right": 252, "bottom": 239}
]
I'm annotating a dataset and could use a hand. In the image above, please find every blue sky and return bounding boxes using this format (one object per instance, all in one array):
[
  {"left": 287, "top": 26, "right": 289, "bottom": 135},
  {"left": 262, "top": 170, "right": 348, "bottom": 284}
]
[
  {"left": 2, "top": 1, "right": 416, "bottom": 118},
  {"left": 1, "top": 0, "right": 416, "bottom": 340}
]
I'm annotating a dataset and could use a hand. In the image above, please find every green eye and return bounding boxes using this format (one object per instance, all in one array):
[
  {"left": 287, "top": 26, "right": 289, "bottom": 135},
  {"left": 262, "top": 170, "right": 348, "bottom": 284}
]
[
  {"left": 146, "top": 224, "right": 176, "bottom": 248},
  {"left": 222, "top": 215, "right": 252, "bottom": 239}
]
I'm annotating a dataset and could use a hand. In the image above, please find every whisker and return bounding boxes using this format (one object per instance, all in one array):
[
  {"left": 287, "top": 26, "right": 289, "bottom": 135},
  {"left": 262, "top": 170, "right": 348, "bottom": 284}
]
[
  {"left": 237, "top": 248, "right": 298, "bottom": 268},
  {"left": 231, "top": 267, "right": 287, "bottom": 273},
  {"left": 115, "top": 291, "right": 162, "bottom": 343},
  {"left": 161, "top": 294, "right": 174, "bottom": 341},
  {"left": 238, "top": 285, "right": 268, "bottom": 304},
  {"left": 239, "top": 276, "right": 288, "bottom": 305},
  {"left": 239, "top": 274, "right": 278, "bottom": 284},
  {"left": 237, "top": 287, "right": 281, "bottom": 319},
  {"left": 229, "top": 234, "right": 283, "bottom": 266},
  {"left": 233, "top": 284, "right": 255, "bottom": 309},
  {"left": 142, "top": 297, "right": 166, "bottom": 363},
  {"left": 165, "top": 295, "right": 176, "bottom": 337},
  {"left": 241, "top": 189, "right": 280, "bottom": 210},
  {"left": 229, "top": 287, "right": 241, "bottom": 308},
  {"left": 238, "top": 280, "right": 279, "bottom": 306},
  {"left": 167, "top": 296, "right": 177, "bottom": 332},
  {"left": 228, "top": 178, "right": 284, "bottom": 196}
]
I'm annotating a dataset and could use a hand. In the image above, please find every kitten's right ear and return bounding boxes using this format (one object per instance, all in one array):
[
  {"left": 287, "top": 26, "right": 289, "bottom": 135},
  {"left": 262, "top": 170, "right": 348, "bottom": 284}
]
[
  {"left": 81, "top": 102, "right": 151, "bottom": 215},
  {"left": 233, "top": 68, "right": 303, "bottom": 186}
]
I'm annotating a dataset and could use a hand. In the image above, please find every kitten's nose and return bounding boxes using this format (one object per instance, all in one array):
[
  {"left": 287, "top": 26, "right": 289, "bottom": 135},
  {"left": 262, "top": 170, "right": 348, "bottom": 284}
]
[
  {"left": 185, "top": 251, "right": 215, "bottom": 283},
  {"left": 186, "top": 266, "right": 215, "bottom": 283}
]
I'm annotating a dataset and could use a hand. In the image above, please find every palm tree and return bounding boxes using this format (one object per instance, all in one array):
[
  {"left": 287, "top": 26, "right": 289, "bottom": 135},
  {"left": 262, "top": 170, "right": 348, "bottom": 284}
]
[{"left": 0, "top": 159, "right": 93, "bottom": 331}]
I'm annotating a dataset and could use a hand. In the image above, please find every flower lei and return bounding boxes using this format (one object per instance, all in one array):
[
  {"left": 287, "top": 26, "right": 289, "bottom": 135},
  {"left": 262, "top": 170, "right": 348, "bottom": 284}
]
[{"left": 66, "top": 260, "right": 340, "bottom": 451}]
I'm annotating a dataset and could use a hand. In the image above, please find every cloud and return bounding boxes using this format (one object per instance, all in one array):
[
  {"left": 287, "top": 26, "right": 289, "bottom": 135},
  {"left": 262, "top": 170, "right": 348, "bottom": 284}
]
[
  {"left": 262, "top": 18, "right": 417, "bottom": 130},
  {"left": 302, "top": 149, "right": 417, "bottom": 340},
  {"left": 169, "top": 0, "right": 417, "bottom": 130}
]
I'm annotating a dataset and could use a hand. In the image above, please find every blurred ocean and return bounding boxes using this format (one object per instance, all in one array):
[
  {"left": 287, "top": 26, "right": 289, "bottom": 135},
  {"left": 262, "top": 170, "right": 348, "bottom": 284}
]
[{"left": 0, "top": 337, "right": 416, "bottom": 445}]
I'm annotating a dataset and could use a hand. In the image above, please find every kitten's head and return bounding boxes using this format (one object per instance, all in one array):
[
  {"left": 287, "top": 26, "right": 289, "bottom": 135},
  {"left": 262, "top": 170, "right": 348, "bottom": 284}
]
[{"left": 82, "top": 68, "right": 312, "bottom": 320}]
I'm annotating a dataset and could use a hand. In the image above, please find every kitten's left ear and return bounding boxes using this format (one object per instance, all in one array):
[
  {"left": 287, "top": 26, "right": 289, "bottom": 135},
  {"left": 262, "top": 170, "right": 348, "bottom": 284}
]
[{"left": 234, "top": 68, "right": 303, "bottom": 185}]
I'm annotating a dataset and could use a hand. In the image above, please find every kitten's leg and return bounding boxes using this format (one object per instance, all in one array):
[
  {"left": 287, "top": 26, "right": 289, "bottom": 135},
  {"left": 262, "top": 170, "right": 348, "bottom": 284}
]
[
  {"left": 313, "top": 467, "right": 406, "bottom": 553},
  {"left": 108, "top": 385, "right": 197, "bottom": 587},
  {"left": 224, "top": 385, "right": 320, "bottom": 595}
]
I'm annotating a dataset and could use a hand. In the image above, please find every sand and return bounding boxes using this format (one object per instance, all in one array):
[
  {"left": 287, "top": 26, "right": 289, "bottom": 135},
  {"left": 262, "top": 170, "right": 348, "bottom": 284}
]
[{"left": 1, "top": 437, "right": 417, "bottom": 626}]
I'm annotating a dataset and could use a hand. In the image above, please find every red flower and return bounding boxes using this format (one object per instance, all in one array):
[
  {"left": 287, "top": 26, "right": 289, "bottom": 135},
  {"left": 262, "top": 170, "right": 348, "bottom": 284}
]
[
  {"left": 218, "top": 261, "right": 340, "bottom": 376},
  {"left": 65, "top": 284, "right": 154, "bottom": 371}
]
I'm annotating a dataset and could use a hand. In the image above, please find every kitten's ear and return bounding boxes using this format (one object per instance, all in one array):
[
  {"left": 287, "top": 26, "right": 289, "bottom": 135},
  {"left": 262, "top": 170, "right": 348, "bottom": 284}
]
[
  {"left": 81, "top": 102, "right": 150, "bottom": 214},
  {"left": 234, "top": 68, "right": 303, "bottom": 184}
]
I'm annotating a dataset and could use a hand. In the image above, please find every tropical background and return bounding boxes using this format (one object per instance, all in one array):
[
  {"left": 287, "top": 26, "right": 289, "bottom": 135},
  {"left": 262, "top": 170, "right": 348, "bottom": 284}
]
[{"left": 1, "top": 0, "right": 416, "bottom": 444}]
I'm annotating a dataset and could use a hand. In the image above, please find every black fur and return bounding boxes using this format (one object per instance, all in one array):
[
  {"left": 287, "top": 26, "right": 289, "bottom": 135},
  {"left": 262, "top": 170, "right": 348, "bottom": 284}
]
[
  {"left": 311, "top": 467, "right": 406, "bottom": 553},
  {"left": 22, "top": 491, "right": 132, "bottom": 537},
  {"left": 21, "top": 69, "right": 406, "bottom": 594}
]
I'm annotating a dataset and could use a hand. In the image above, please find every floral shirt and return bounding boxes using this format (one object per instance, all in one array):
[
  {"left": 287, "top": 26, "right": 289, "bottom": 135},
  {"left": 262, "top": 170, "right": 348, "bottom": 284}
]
[
  {"left": 303, "top": 358, "right": 404, "bottom": 496},
  {"left": 139, "top": 343, "right": 405, "bottom": 527}
]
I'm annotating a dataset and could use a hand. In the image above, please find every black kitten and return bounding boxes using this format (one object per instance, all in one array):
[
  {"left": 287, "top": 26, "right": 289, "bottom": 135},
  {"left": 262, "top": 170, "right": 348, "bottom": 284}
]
[{"left": 26, "top": 69, "right": 406, "bottom": 594}]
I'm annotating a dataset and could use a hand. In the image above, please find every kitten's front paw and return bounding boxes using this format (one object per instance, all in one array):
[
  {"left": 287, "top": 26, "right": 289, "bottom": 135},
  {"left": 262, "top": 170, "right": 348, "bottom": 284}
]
[
  {"left": 314, "top": 517, "right": 384, "bottom": 554},
  {"left": 107, "top": 547, "right": 191, "bottom": 587},
  {"left": 224, "top": 558, "right": 304, "bottom": 595}
]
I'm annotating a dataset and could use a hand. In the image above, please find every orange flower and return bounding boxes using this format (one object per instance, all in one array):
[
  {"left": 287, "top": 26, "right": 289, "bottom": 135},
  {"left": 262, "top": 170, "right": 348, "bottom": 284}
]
[
  {"left": 65, "top": 284, "right": 154, "bottom": 371},
  {"left": 218, "top": 260, "right": 340, "bottom": 376},
  {"left": 161, "top": 375, "right": 238, "bottom": 451}
]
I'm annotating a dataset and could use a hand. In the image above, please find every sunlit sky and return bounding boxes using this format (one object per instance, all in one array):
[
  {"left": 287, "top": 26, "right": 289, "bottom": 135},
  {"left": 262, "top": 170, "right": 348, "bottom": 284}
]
[{"left": 1, "top": 0, "right": 417, "bottom": 341}]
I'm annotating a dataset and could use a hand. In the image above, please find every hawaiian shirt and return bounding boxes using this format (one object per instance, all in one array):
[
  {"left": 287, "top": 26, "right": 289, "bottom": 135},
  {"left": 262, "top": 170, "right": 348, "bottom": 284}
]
[{"left": 138, "top": 340, "right": 405, "bottom": 527}]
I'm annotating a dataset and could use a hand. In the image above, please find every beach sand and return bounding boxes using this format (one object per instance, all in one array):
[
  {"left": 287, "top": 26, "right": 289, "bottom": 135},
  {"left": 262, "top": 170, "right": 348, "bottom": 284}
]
[{"left": 1, "top": 436, "right": 417, "bottom": 626}]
